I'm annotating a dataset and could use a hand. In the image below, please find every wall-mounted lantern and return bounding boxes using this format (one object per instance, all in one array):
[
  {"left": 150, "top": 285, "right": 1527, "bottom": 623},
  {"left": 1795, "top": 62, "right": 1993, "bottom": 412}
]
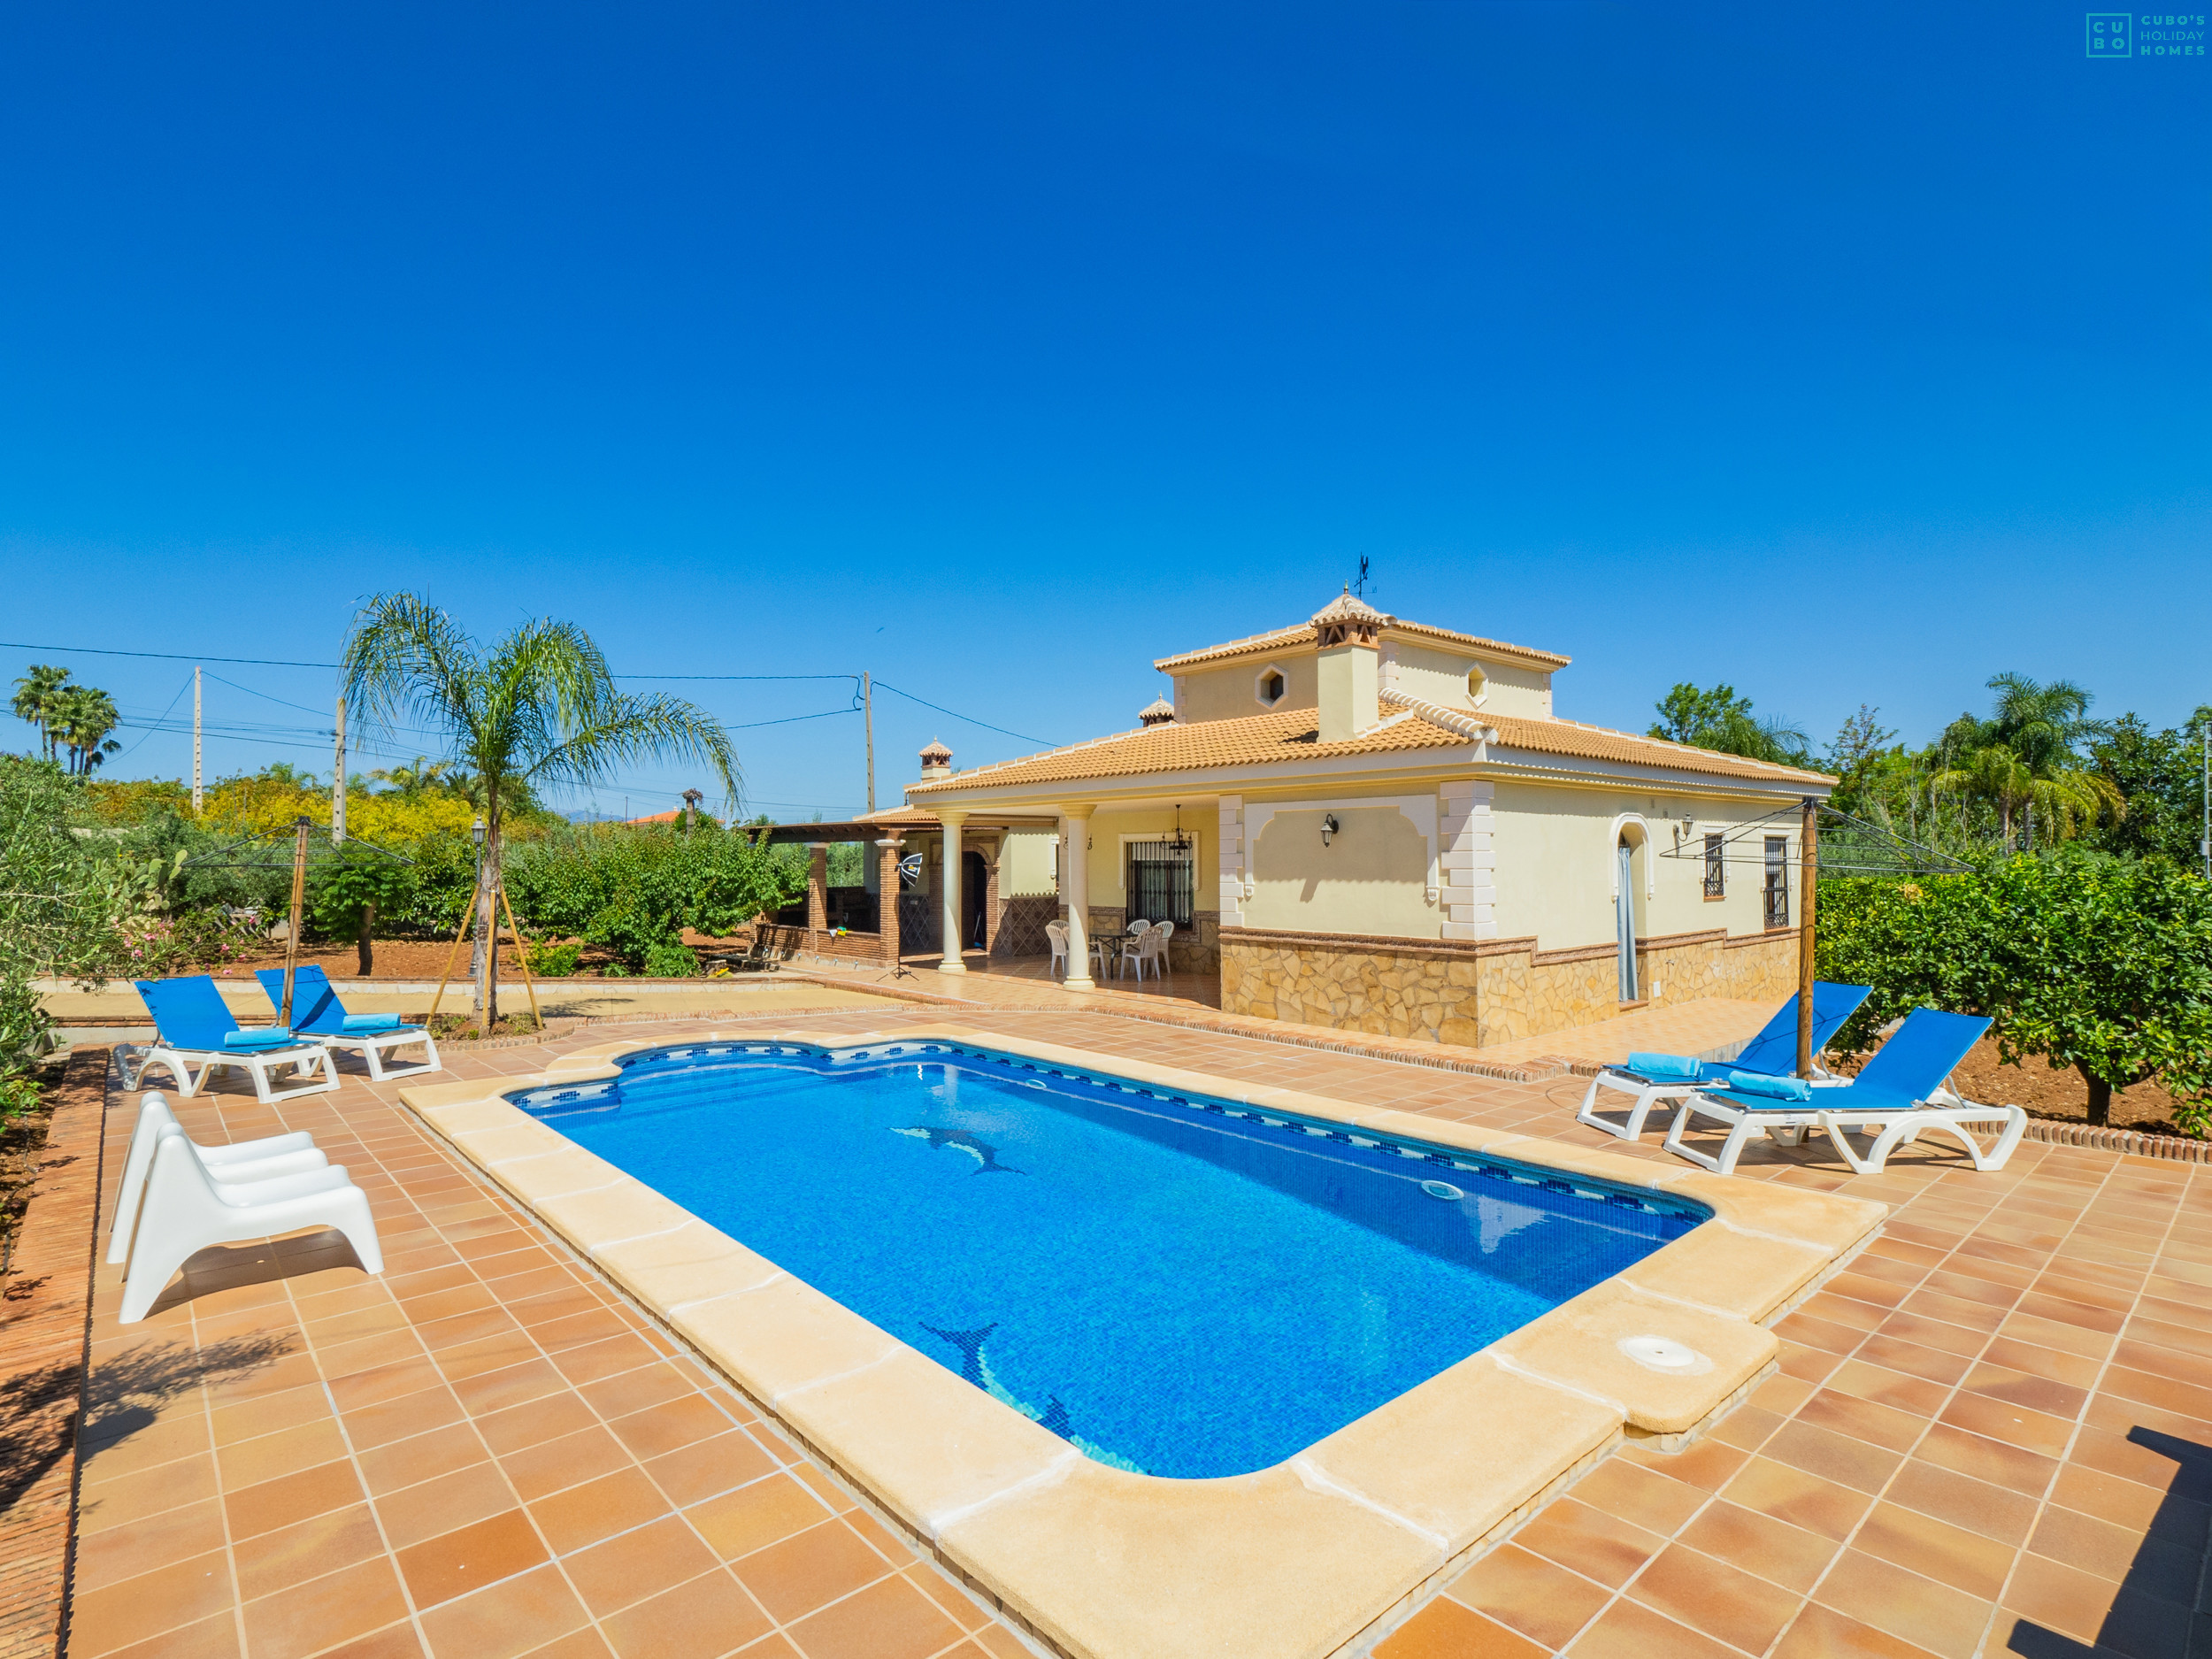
[{"left": 1321, "top": 813, "right": 1340, "bottom": 847}]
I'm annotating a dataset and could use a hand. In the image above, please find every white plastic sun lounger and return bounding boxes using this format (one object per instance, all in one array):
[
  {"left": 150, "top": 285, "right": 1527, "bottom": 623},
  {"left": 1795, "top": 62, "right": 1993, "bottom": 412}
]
[
  {"left": 106, "top": 1094, "right": 329, "bottom": 1266},
  {"left": 1663, "top": 1009, "right": 2026, "bottom": 1177}
]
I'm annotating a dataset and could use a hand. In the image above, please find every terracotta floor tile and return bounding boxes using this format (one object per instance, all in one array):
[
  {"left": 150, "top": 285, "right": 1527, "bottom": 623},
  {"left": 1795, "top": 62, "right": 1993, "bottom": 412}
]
[
  {"left": 1813, "top": 1550, "right": 1994, "bottom": 1659},
  {"left": 1792, "top": 1389, "right": 1928, "bottom": 1455},
  {"left": 2050, "top": 1460, "right": 2208, "bottom": 1545},
  {"left": 1771, "top": 1601, "right": 1943, "bottom": 1659},
  {"left": 239, "top": 1556, "right": 413, "bottom": 1659},
  {"left": 1911, "top": 1424, "right": 2057, "bottom": 1497},
  {"left": 1514, "top": 1497, "right": 1666, "bottom": 1589},
  {"left": 1882, "top": 1458, "right": 2039, "bottom": 1548},
  {"left": 1448, "top": 1543, "right": 1611, "bottom": 1651},
  {"left": 338, "top": 1383, "right": 468, "bottom": 1452},
  {"left": 580, "top": 1362, "right": 700, "bottom": 1422},
  {"left": 94, "top": 1611, "right": 242, "bottom": 1659},
  {"left": 1999, "top": 1554, "right": 2127, "bottom": 1647},
  {"left": 1719, "top": 1457, "right": 1875, "bottom": 1542},
  {"left": 605, "top": 1394, "right": 734, "bottom": 1463},
  {"left": 224, "top": 1456, "right": 367, "bottom": 1540},
  {"left": 1936, "top": 1391, "right": 2075, "bottom": 1459},
  {"left": 531, "top": 1465, "right": 674, "bottom": 1555},
  {"left": 72, "top": 1494, "right": 227, "bottom": 1588},
  {"left": 303, "top": 1622, "right": 427, "bottom": 1659},
  {"left": 641, "top": 1429, "right": 783, "bottom": 1509},
  {"left": 452, "top": 1357, "right": 572, "bottom": 1417},
  {"left": 474, "top": 1390, "right": 601, "bottom": 1456},
  {"left": 687, "top": 1473, "right": 837, "bottom": 1563},
  {"left": 1565, "top": 1594, "right": 1741, "bottom": 1659},
  {"left": 1564, "top": 1457, "right": 1709, "bottom": 1536},
  {"left": 783, "top": 1571, "right": 969, "bottom": 1659},
  {"left": 1618, "top": 1433, "right": 1747, "bottom": 1494},
  {"left": 1983, "top": 1334, "right": 2104, "bottom": 1390},
  {"left": 519, "top": 1632, "right": 616, "bottom": 1659},
  {"left": 1379, "top": 1596, "right": 1549, "bottom": 1658},
  {"left": 548, "top": 1333, "right": 662, "bottom": 1387},
  {"left": 502, "top": 1424, "right": 635, "bottom": 1502},
  {"left": 2028, "top": 1506, "right": 2201, "bottom": 1601},
  {"left": 356, "top": 1421, "right": 493, "bottom": 1496},
  {"left": 1629, "top": 1541, "right": 1802, "bottom": 1655},
  {"left": 78, "top": 1450, "right": 220, "bottom": 1533},
  {"left": 1676, "top": 1499, "right": 1839, "bottom": 1594},
  {"left": 328, "top": 1354, "right": 450, "bottom": 1414},
  {"left": 418, "top": 1562, "right": 595, "bottom": 1659},
  {"left": 375, "top": 1458, "right": 522, "bottom": 1548},
  {"left": 65, "top": 1548, "right": 234, "bottom": 1658},
  {"left": 1851, "top": 1501, "right": 2016, "bottom": 1600},
  {"left": 561, "top": 1513, "right": 723, "bottom": 1618},
  {"left": 234, "top": 1502, "right": 391, "bottom": 1601},
  {"left": 1763, "top": 1420, "right": 1905, "bottom": 1495},
  {"left": 730, "top": 1517, "right": 897, "bottom": 1625},
  {"left": 396, "top": 1508, "right": 551, "bottom": 1609}
]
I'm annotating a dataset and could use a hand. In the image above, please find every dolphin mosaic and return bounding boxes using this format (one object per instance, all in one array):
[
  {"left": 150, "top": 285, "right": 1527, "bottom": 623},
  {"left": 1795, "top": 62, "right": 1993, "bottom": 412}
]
[
  {"left": 892, "top": 1125, "right": 1023, "bottom": 1175},
  {"left": 919, "top": 1321, "right": 1133, "bottom": 1471}
]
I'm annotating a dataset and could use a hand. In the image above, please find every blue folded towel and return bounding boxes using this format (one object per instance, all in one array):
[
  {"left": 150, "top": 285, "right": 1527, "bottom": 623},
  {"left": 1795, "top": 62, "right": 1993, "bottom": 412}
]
[
  {"left": 1726, "top": 1070, "right": 1813, "bottom": 1102},
  {"left": 1624, "top": 1051, "right": 1701, "bottom": 1081},
  {"left": 222, "top": 1028, "right": 296, "bottom": 1050},
  {"left": 342, "top": 1013, "right": 404, "bottom": 1033}
]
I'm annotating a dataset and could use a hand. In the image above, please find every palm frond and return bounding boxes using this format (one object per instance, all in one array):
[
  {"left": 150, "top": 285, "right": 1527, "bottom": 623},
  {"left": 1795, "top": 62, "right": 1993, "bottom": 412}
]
[
  {"left": 525, "top": 691, "right": 741, "bottom": 806},
  {"left": 340, "top": 594, "right": 483, "bottom": 754}
]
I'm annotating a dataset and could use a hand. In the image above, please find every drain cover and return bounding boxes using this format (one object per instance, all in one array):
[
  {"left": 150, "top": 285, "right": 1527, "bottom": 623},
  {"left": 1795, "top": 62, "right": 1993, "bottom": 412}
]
[{"left": 1618, "top": 1334, "right": 1709, "bottom": 1373}]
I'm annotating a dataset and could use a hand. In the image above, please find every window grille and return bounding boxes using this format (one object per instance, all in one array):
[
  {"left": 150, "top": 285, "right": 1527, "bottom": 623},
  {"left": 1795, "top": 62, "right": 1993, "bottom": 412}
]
[
  {"left": 1126, "top": 839, "right": 1195, "bottom": 928},
  {"left": 1702, "top": 833, "right": 1725, "bottom": 898},
  {"left": 1763, "top": 837, "right": 1790, "bottom": 929}
]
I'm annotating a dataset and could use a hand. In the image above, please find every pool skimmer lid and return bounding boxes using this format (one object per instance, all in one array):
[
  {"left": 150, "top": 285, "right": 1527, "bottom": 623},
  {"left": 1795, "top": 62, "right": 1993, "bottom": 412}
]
[
  {"left": 1419, "top": 1179, "right": 1464, "bottom": 1201},
  {"left": 1617, "top": 1334, "right": 1712, "bottom": 1374}
]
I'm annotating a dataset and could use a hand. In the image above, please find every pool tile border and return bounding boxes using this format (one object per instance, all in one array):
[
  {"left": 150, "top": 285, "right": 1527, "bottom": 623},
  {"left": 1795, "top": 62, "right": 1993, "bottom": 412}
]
[{"left": 399, "top": 1025, "right": 1887, "bottom": 1659}]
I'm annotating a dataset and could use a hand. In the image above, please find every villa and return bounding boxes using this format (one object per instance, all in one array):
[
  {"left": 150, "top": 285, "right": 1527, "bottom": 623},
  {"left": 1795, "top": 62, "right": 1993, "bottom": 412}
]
[{"left": 775, "top": 591, "right": 1834, "bottom": 1049}]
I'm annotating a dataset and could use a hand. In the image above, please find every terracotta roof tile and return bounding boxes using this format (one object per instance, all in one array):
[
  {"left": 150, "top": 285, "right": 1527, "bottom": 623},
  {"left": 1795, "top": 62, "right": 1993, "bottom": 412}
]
[
  {"left": 903, "top": 703, "right": 1834, "bottom": 796},
  {"left": 1153, "top": 616, "right": 1571, "bottom": 672},
  {"left": 904, "top": 708, "right": 1468, "bottom": 794}
]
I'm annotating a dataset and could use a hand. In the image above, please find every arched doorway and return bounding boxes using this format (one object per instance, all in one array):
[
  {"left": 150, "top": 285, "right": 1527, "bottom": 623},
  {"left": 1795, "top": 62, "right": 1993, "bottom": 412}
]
[
  {"left": 1610, "top": 817, "right": 1648, "bottom": 1003},
  {"left": 962, "top": 850, "right": 988, "bottom": 952}
]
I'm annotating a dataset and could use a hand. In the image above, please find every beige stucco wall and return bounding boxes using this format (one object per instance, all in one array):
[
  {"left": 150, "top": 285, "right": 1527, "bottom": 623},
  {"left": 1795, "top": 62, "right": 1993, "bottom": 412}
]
[
  {"left": 1383, "top": 641, "right": 1553, "bottom": 719},
  {"left": 997, "top": 828, "right": 1057, "bottom": 896},
  {"left": 1243, "top": 803, "right": 1439, "bottom": 938},
  {"left": 1177, "top": 653, "right": 1317, "bottom": 723},
  {"left": 1488, "top": 782, "right": 1799, "bottom": 952},
  {"left": 1079, "top": 808, "right": 1219, "bottom": 910}
]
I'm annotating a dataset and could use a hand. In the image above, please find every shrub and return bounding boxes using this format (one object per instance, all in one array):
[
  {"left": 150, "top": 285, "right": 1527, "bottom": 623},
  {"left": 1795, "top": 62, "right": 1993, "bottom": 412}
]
[
  {"left": 642, "top": 943, "right": 701, "bottom": 978},
  {"left": 527, "top": 941, "right": 584, "bottom": 977},
  {"left": 1818, "top": 849, "right": 2212, "bottom": 1132}
]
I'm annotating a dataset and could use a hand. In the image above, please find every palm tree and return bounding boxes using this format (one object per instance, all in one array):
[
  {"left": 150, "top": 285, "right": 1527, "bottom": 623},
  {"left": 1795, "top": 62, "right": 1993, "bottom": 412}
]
[
  {"left": 10, "top": 664, "right": 72, "bottom": 762},
  {"left": 1980, "top": 673, "right": 2123, "bottom": 849},
  {"left": 50, "top": 685, "right": 121, "bottom": 775},
  {"left": 341, "top": 594, "right": 738, "bottom": 1024},
  {"left": 367, "top": 756, "right": 456, "bottom": 796}
]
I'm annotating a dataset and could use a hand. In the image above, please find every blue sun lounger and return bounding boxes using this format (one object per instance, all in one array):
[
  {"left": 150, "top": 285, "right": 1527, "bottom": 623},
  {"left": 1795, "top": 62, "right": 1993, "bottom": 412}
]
[
  {"left": 128, "top": 975, "right": 338, "bottom": 1102},
  {"left": 256, "top": 966, "right": 443, "bottom": 1082},
  {"left": 1663, "top": 1008, "right": 2025, "bottom": 1175},
  {"left": 1575, "top": 981, "right": 1872, "bottom": 1142}
]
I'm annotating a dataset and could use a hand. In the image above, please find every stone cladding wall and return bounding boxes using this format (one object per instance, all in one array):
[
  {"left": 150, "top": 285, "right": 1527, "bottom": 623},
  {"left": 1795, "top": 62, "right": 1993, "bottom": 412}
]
[{"left": 1220, "top": 926, "right": 1800, "bottom": 1048}]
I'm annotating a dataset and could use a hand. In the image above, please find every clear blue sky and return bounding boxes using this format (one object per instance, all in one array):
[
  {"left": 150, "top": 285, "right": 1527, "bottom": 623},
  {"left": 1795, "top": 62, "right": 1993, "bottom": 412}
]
[{"left": 4, "top": 3, "right": 2206, "bottom": 819}]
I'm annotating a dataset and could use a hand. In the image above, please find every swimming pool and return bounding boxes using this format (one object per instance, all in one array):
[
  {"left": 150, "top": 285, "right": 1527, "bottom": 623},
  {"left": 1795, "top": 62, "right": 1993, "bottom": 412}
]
[{"left": 510, "top": 1038, "right": 1707, "bottom": 1479}]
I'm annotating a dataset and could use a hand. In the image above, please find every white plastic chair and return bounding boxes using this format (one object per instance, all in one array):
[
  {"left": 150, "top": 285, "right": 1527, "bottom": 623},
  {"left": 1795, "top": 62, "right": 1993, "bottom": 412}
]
[
  {"left": 108, "top": 1094, "right": 328, "bottom": 1267},
  {"left": 1127, "top": 921, "right": 1173, "bottom": 981},
  {"left": 1045, "top": 921, "right": 1070, "bottom": 979},
  {"left": 119, "top": 1130, "right": 382, "bottom": 1324}
]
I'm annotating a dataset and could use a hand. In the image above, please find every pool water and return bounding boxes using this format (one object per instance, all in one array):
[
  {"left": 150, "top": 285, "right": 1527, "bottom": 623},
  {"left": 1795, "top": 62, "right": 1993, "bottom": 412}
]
[{"left": 511, "top": 1041, "right": 1704, "bottom": 1479}]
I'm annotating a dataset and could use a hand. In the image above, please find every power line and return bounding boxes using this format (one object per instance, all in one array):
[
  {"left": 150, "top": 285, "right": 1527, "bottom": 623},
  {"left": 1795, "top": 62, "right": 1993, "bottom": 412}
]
[{"left": 872, "top": 680, "right": 1058, "bottom": 748}]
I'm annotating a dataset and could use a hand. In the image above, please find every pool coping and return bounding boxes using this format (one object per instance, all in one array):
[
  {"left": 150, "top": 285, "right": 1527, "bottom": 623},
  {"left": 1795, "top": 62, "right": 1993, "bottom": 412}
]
[{"left": 399, "top": 1024, "right": 1888, "bottom": 1659}]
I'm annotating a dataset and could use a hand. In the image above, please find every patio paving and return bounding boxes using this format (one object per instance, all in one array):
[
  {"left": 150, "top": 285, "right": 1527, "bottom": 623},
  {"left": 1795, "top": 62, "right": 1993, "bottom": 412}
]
[{"left": 63, "top": 1007, "right": 2212, "bottom": 1658}]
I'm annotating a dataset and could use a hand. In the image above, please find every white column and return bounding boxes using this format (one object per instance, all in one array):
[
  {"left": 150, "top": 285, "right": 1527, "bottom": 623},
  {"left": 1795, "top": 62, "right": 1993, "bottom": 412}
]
[
  {"left": 1439, "top": 779, "right": 1497, "bottom": 941},
  {"left": 1217, "top": 795, "right": 1245, "bottom": 926},
  {"left": 1060, "top": 807, "right": 1095, "bottom": 991},
  {"left": 937, "top": 811, "right": 968, "bottom": 972}
]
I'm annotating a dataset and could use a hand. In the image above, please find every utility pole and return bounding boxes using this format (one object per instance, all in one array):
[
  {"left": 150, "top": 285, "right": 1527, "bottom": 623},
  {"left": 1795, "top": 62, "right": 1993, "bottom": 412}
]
[
  {"left": 864, "top": 672, "right": 876, "bottom": 816},
  {"left": 332, "top": 696, "right": 347, "bottom": 842},
  {"left": 2201, "top": 724, "right": 2208, "bottom": 883},
  {"left": 682, "top": 787, "right": 703, "bottom": 836},
  {"left": 192, "top": 666, "right": 204, "bottom": 815},
  {"left": 1795, "top": 796, "right": 1819, "bottom": 1079}
]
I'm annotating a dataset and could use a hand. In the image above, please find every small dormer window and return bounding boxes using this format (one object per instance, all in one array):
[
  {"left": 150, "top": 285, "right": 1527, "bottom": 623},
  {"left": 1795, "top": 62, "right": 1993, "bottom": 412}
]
[
  {"left": 1255, "top": 664, "right": 1288, "bottom": 708},
  {"left": 1465, "top": 666, "right": 1488, "bottom": 708}
]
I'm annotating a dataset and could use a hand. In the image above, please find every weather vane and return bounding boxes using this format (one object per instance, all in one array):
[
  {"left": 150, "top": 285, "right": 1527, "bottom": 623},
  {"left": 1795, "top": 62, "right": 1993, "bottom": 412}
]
[{"left": 1352, "top": 556, "right": 1371, "bottom": 598}]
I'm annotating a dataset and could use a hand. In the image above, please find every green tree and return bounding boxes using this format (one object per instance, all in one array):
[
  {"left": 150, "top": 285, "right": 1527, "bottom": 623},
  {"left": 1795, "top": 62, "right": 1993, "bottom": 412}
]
[
  {"left": 10, "top": 665, "right": 71, "bottom": 763},
  {"left": 1937, "top": 674, "right": 2124, "bottom": 851},
  {"left": 310, "top": 846, "right": 417, "bottom": 975},
  {"left": 1649, "top": 683, "right": 1811, "bottom": 767},
  {"left": 1818, "top": 851, "right": 2212, "bottom": 1131},
  {"left": 0, "top": 758, "right": 127, "bottom": 1072},
  {"left": 50, "top": 684, "right": 122, "bottom": 775},
  {"left": 341, "top": 595, "right": 738, "bottom": 1023},
  {"left": 2091, "top": 709, "right": 2212, "bottom": 865}
]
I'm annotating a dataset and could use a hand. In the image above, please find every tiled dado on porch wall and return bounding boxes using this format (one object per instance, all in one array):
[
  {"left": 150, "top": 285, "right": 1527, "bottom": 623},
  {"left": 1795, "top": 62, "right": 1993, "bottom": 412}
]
[
  {"left": 1219, "top": 926, "right": 1800, "bottom": 1047},
  {"left": 59, "top": 1007, "right": 2212, "bottom": 1659}
]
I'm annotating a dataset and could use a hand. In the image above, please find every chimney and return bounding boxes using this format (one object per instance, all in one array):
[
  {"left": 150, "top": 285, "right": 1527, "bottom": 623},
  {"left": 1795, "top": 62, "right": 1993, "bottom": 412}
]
[
  {"left": 1310, "top": 588, "right": 1390, "bottom": 743},
  {"left": 1138, "top": 696, "right": 1176, "bottom": 728},
  {"left": 918, "top": 738, "right": 953, "bottom": 780}
]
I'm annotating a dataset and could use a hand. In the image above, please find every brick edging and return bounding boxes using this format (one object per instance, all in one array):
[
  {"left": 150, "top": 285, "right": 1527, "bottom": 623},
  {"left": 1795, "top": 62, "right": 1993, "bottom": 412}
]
[
  {"left": 2022, "top": 1118, "right": 2212, "bottom": 1162},
  {"left": 0, "top": 1048, "right": 111, "bottom": 1659}
]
